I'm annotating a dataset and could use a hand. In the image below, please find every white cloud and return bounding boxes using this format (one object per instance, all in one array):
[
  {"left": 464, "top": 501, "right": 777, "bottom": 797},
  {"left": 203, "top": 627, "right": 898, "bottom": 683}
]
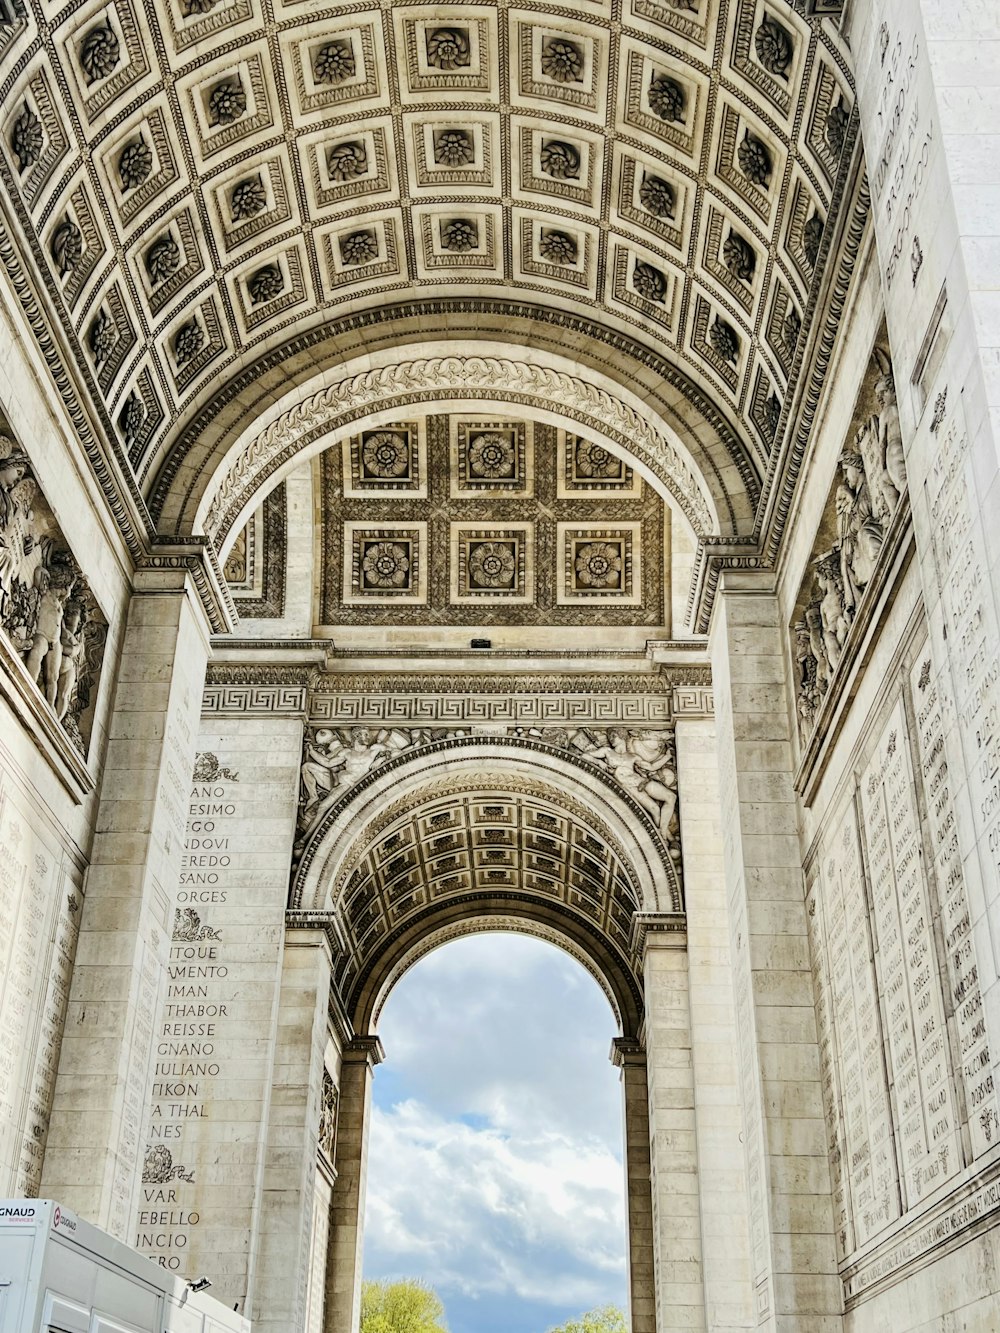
[
  {"left": 363, "top": 935, "right": 629, "bottom": 1317},
  {"left": 365, "top": 1099, "right": 626, "bottom": 1307}
]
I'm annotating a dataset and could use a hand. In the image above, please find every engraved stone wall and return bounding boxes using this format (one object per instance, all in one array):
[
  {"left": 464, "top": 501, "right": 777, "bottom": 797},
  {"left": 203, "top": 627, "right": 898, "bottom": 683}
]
[
  {"left": 805, "top": 664, "right": 999, "bottom": 1280},
  {"left": 132, "top": 726, "right": 301, "bottom": 1296}
]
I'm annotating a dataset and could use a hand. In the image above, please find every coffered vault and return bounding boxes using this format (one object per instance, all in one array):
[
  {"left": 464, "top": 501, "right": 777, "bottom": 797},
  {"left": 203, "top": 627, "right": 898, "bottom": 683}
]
[
  {"left": 291, "top": 739, "right": 683, "bottom": 1036},
  {"left": 0, "top": 0, "right": 856, "bottom": 552}
]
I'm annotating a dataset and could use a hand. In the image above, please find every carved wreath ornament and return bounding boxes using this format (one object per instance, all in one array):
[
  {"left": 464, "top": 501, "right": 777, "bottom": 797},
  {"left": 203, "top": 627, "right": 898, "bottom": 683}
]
[{"left": 204, "top": 358, "right": 714, "bottom": 537}]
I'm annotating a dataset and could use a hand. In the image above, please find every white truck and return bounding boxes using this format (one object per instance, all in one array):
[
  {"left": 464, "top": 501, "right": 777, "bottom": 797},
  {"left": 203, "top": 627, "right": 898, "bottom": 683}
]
[{"left": 0, "top": 1200, "right": 249, "bottom": 1333}]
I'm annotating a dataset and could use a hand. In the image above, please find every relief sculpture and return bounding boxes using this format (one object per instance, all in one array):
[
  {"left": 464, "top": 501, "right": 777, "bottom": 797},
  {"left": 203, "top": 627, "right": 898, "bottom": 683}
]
[
  {"left": 0, "top": 429, "right": 107, "bottom": 756},
  {"left": 793, "top": 347, "right": 908, "bottom": 740},
  {"left": 520, "top": 725, "right": 681, "bottom": 869},
  {"left": 294, "top": 722, "right": 681, "bottom": 871},
  {"left": 296, "top": 726, "right": 468, "bottom": 853}
]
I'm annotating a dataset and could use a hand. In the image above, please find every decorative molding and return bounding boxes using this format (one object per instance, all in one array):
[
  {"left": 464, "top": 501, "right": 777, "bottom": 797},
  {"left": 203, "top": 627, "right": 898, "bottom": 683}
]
[
  {"left": 343, "top": 1034, "right": 385, "bottom": 1066},
  {"left": 309, "top": 692, "right": 673, "bottom": 727},
  {"left": 629, "top": 911, "right": 688, "bottom": 956},
  {"left": 138, "top": 536, "right": 237, "bottom": 634},
  {"left": 671, "top": 685, "right": 714, "bottom": 718},
  {"left": 203, "top": 357, "right": 714, "bottom": 540},
  {"left": 285, "top": 909, "right": 344, "bottom": 958},
  {"left": 687, "top": 536, "right": 766, "bottom": 634},
  {"left": 202, "top": 663, "right": 317, "bottom": 716},
  {"left": 0, "top": 214, "right": 152, "bottom": 560}
]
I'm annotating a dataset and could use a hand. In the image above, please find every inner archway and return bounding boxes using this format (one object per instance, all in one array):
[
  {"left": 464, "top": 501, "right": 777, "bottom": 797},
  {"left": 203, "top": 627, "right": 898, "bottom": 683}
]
[
  {"left": 303, "top": 739, "right": 686, "bottom": 1333},
  {"left": 362, "top": 932, "right": 628, "bottom": 1333}
]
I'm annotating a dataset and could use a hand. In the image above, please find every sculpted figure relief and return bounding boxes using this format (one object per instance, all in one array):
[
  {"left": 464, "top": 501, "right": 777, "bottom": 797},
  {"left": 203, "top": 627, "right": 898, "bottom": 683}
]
[
  {"left": 814, "top": 552, "right": 849, "bottom": 673},
  {"left": 835, "top": 450, "right": 884, "bottom": 609},
  {"left": 793, "top": 346, "right": 908, "bottom": 743},
  {"left": 0, "top": 430, "right": 106, "bottom": 754},
  {"left": 296, "top": 726, "right": 465, "bottom": 849},
  {"left": 23, "top": 559, "right": 76, "bottom": 704},
  {"left": 872, "top": 349, "right": 906, "bottom": 501},
  {"left": 794, "top": 619, "right": 820, "bottom": 733},
  {"left": 512, "top": 724, "right": 681, "bottom": 864}
]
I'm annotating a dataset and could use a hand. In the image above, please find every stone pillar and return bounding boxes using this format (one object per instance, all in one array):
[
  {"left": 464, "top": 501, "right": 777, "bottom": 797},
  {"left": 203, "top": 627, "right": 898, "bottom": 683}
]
[
  {"left": 709, "top": 576, "right": 841, "bottom": 1333},
  {"left": 254, "top": 918, "right": 338, "bottom": 1332},
  {"left": 674, "top": 709, "right": 754, "bottom": 1332},
  {"left": 611, "top": 1039, "right": 656, "bottom": 1333},
  {"left": 131, "top": 708, "right": 303, "bottom": 1298},
  {"left": 324, "top": 1035, "right": 384, "bottom": 1333},
  {"left": 638, "top": 926, "right": 707, "bottom": 1333},
  {"left": 41, "top": 555, "right": 230, "bottom": 1238}
]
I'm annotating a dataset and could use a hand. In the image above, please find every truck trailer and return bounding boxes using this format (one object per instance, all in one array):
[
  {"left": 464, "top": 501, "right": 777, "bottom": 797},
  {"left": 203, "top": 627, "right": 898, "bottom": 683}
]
[{"left": 0, "top": 1200, "right": 249, "bottom": 1333}]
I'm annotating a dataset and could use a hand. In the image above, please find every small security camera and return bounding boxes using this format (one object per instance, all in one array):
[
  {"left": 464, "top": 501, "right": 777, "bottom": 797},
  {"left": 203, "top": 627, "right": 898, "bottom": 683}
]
[{"left": 187, "top": 1276, "right": 213, "bottom": 1293}]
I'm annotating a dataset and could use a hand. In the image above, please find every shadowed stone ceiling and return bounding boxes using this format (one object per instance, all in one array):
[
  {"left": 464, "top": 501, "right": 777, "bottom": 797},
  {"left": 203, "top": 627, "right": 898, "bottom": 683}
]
[{"left": 0, "top": 0, "right": 854, "bottom": 536}]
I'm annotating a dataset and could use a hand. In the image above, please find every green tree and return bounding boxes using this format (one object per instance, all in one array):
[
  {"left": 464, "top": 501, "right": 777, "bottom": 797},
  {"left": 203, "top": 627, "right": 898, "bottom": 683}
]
[
  {"left": 544, "top": 1306, "right": 628, "bottom": 1333},
  {"left": 360, "top": 1278, "right": 449, "bottom": 1333}
]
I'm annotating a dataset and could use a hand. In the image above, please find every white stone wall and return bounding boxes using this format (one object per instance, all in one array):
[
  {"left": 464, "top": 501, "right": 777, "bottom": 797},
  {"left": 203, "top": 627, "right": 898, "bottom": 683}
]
[{"left": 0, "top": 261, "right": 133, "bottom": 1205}]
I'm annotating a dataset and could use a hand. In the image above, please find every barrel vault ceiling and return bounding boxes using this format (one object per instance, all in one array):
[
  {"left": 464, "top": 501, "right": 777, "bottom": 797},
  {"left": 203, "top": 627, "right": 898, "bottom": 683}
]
[{"left": 0, "top": 0, "right": 853, "bottom": 534}]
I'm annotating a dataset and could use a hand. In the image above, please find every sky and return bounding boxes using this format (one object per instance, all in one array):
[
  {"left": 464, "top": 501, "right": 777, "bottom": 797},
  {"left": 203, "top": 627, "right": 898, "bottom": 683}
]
[{"left": 362, "top": 933, "right": 628, "bottom": 1333}]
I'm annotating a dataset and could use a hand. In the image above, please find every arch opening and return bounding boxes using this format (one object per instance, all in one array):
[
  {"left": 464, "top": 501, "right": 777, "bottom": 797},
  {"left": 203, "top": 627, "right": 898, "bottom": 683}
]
[
  {"left": 295, "top": 738, "right": 684, "bottom": 1042},
  {"left": 361, "top": 931, "right": 629, "bottom": 1333}
]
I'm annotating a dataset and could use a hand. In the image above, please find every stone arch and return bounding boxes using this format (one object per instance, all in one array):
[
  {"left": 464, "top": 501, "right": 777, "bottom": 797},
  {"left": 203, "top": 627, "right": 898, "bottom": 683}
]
[
  {"left": 313, "top": 739, "right": 680, "bottom": 1333},
  {"left": 158, "top": 336, "right": 732, "bottom": 547},
  {"left": 294, "top": 736, "right": 683, "bottom": 1036},
  {"left": 366, "top": 915, "right": 624, "bottom": 1032},
  {"left": 294, "top": 735, "right": 680, "bottom": 912}
]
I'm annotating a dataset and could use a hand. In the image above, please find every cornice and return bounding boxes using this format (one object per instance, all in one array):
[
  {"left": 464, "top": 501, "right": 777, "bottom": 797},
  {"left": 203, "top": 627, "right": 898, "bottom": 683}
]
[{"left": 137, "top": 537, "right": 237, "bottom": 635}]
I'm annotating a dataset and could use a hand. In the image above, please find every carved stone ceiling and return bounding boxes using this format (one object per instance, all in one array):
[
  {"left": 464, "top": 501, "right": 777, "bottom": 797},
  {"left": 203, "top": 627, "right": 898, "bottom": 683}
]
[
  {"left": 316, "top": 413, "right": 667, "bottom": 629},
  {"left": 329, "top": 784, "right": 644, "bottom": 1015},
  {"left": 0, "top": 0, "right": 854, "bottom": 529}
]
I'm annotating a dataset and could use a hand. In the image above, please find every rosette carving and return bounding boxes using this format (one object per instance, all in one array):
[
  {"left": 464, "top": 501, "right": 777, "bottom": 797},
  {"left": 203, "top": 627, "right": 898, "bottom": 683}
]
[
  {"left": 328, "top": 141, "right": 368, "bottom": 181},
  {"left": 425, "top": 27, "right": 470, "bottom": 70},
  {"left": 10, "top": 106, "right": 42, "bottom": 173},
  {"left": 173, "top": 319, "right": 204, "bottom": 367},
  {"left": 50, "top": 218, "right": 82, "bottom": 276},
  {"left": 79, "top": 24, "right": 120, "bottom": 84},
  {"left": 541, "top": 38, "right": 583, "bottom": 84},
  {"left": 538, "top": 230, "right": 577, "bottom": 265},
  {"left": 340, "top": 230, "right": 378, "bottom": 266},
  {"left": 248, "top": 264, "right": 284, "bottom": 304},
  {"left": 539, "top": 139, "right": 580, "bottom": 180},
  {"left": 633, "top": 261, "right": 667, "bottom": 304},
  {"left": 314, "top": 40, "right": 355, "bottom": 85}
]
